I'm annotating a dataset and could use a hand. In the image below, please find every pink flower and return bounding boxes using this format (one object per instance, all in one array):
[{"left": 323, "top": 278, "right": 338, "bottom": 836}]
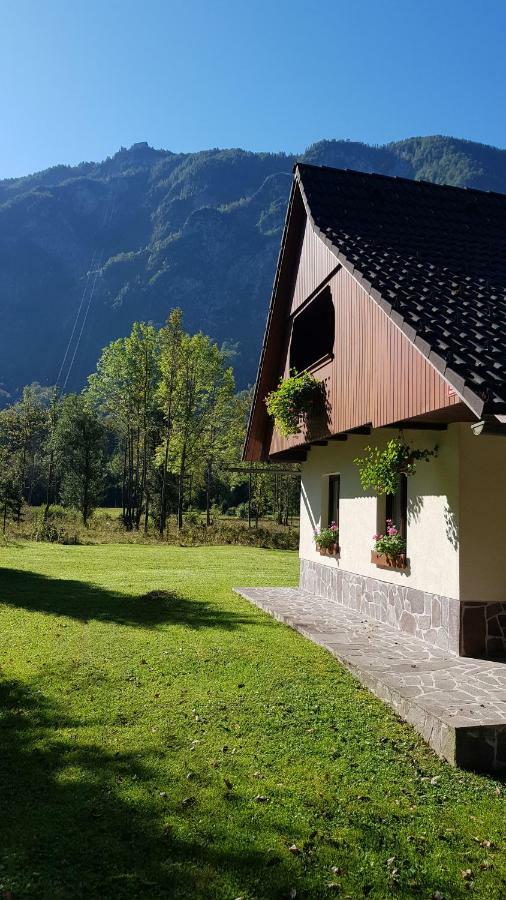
[{"left": 387, "top": 526, "right": 398, "bottom": 536}]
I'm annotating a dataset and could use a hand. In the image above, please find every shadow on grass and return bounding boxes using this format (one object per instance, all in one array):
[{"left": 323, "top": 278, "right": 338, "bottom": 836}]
[
  {"left": 0, "top": 568, "right": 257, "bottom": 630},
  {"left": 0, "top": 677, "right": 301, "bottom": 899}
]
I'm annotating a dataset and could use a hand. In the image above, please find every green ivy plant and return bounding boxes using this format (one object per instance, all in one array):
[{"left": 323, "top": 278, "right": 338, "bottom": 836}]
[
  {"left": 265, "top": 369, "right": 321, "bottom": 438},
  {"left": 354, "top": 437, "right": 438, "bottom": 495}
]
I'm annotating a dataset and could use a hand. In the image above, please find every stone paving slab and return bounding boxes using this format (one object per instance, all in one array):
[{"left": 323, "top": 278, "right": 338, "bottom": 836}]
[{"left": 234, "top": 587, "right": 506, "bottom": 771}]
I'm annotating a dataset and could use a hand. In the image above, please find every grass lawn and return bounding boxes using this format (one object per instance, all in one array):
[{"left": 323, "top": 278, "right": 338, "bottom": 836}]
[{"left": 0, "top": 544, "right": 505, "bottom": 899}]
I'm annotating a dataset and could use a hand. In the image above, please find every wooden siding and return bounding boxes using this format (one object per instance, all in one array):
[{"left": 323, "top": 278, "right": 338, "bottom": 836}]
[
  {"left": 268, "top": 266, "right": 460, "bottom": 456},
  {"left": 291, "top": 218, "right": 338, "bottom": 313}
]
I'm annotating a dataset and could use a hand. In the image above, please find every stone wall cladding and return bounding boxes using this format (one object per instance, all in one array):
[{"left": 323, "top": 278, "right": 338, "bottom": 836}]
[
  {"left": 461, "top": 603, "right": 506, "bottom": 658},
  {"left": 299, "top": 558, "right": 461, "bottom": 654},
  {"left": 300, "top": 559, "right": 506, "bottom": 658}
]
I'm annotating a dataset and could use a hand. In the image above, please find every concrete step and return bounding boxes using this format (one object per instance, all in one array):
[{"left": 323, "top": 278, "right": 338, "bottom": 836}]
[{"left": 234, "top": 587, "right": 506, "bottom": 771}]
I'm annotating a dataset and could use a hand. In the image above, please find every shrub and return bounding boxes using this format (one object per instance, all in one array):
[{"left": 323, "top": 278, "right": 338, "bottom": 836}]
[
  {"left": 32, "top": 507, "right": 81, "bottom": 545},
  {"left": 236, "top": 502, "right": 249, "bottom": 519},
  {"left": 184, "top": 510, "right": 202, "bottom": 526}
]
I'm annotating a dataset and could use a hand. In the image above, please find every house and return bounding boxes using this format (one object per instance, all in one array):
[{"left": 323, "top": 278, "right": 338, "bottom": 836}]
[{"left": 238, "top": 163, "right": 506, "bottom": 768}]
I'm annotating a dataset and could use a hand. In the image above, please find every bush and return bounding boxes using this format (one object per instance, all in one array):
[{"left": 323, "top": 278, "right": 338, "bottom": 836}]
[
  {"left": 32, "top": 507, "right": 81, "bottom": 545},
  {"left": 236, "top": 502, "right": 249, "bottom": 519},
  {"left": 184, "top": 510, "right": 202, "bottom": 526},
  {"left": 172, "top": 521, "right": 299, "bottom": 550},
  {"left": 9, "top": 505, "right": 299, "bottom": 551}
]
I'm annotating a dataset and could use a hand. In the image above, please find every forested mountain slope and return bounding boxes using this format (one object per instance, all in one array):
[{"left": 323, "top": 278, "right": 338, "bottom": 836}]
[{"left": 2, "top": 134, "right": 506, "bottom": 398}]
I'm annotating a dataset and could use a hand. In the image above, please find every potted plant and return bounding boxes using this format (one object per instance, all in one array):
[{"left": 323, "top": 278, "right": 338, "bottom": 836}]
[
  {"left": 265, "top": 369, "right": 321, "bottom": 438},
  {"left": 314, "top": 521, "right": 339, "bottom": 556},
  {"left": 371, "top": 521, "right": 407, "bottom": 569},
  {"left": 354, "top": 437, "right": 438, "bottom": 495}
]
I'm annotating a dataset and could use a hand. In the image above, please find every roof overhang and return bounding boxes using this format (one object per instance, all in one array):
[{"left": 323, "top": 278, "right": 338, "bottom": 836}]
[{"left": 245, "top": 164, "right": 505, "bottom": 461}]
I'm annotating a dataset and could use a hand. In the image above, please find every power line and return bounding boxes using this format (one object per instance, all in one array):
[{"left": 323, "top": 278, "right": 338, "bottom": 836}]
[
  {"left": 55, "top": 250, "right": 98, "bottom": 388},
  {"left": 57, "top": 187, "right": 116, "bottom": 391},
  {"left": 62, "top": 251, "right": 104, "bottom": 390}
]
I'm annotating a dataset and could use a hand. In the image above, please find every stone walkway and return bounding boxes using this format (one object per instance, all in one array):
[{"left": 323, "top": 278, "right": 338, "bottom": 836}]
[{"left": 234, "top": 587, "right": 506, "bottom": 771}]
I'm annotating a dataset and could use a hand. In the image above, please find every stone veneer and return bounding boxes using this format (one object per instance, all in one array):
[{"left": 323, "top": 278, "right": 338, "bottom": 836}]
[
  {"left": 300, "top": 558, "right": 506, "bottom": 659},
  {"left": 461, "top": 603, "right": 506, "bottom": 658}
]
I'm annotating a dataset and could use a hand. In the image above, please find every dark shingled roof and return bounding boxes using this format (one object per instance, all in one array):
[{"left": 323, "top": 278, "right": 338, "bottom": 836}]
[{"left": 296, "top": 163, "right": 506, "bottom": 416}]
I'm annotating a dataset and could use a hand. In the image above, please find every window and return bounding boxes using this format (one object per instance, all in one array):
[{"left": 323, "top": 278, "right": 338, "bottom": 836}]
[
  {"left": 290, "top": 286, "right": 334, "bottom": 373},
  {"left": 328, "top": 474, "right": 340, "bottom": 528},
  {"left": 385, "top": 474, "right": 407, "bottom": 541}
]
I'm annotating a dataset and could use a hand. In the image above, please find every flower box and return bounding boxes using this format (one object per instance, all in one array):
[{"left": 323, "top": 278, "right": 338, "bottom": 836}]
[
  {"left": 318, "top": 543, "right": 339, "bottom": 557},
  {"left": 371, "top": 550, "right": 408, "bottom": 570}
]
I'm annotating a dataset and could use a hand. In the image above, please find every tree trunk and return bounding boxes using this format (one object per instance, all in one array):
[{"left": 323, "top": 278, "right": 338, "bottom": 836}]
[
  {"left": 206, "top": 460, "right": 212, "bottom": 527},
  {"left": 44, "top": 448, "right": 54, "bottom": 520},
  {"left": 177, "top": 444, "right": 187, "bottom": 529},
  {"left": 82, "top": 440, "right": 90, "bottom": 525},
  {"left": 159, "top": 436, "right": 170, "bottom": 535}
]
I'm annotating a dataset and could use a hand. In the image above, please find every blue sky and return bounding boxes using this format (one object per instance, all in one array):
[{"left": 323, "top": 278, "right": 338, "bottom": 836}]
[{"left": 1, "top": 0, "right": 505, "bottom": 178}]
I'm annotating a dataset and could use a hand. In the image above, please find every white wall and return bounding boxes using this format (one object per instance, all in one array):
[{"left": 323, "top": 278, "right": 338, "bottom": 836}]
[
  {"left": 300, "top": 427, "right": 461, "bottom": 598},
  {"left": 459, "top": 427, "right": 506, "bottom": 602}
]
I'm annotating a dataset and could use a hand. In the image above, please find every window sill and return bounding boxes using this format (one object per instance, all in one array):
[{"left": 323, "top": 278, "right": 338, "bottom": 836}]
[{"left": 371, "top": 550, "right": 408, "bottom": 571}]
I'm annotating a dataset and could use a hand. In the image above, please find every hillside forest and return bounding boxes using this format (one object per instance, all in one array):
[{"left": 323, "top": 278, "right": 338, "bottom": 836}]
[{"left": 3, "top": 134, "right": 506, "bottom": 400}]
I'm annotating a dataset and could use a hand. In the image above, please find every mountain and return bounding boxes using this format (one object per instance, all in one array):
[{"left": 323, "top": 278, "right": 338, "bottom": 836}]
[{"left": 2, "top": 134, "right": 506, "bottom": 399}]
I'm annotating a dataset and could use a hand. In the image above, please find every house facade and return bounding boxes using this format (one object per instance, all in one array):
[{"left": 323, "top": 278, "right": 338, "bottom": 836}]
[{"left": 245, "top": 164, "right": 506, "bottom": 661}]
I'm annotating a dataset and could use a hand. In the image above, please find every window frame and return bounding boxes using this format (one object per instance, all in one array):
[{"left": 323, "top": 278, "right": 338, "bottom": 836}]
[
  {"left": 327, "top": 474, "right": 340, "bottom": 529},
  {"left": 385, "top": 473, "right": 407, "bottom": 543},
  {"left": 289, "top": 285, "right": 335, "bottom": 374}
]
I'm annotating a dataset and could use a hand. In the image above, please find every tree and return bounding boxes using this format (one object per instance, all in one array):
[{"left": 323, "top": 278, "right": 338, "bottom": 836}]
[
  {"left": 156, "top": 309, "right": 183, "bottom": 534},
  {"left": 0, "top": 384, "right": 49, "bottom": 518},
  {"left": 88, "top": 322, "right": 160, "bottom": 529},
  {"left": 53, "top": 394, "right": 107, "bottom": 524},
  {"left": 168, "top": 332, "right": 236, "bottom": 529},
  {"left": 43, "top": 387, "right": 60, "bottom": 518},
  {"left": 0, "top": 447, "right": 23, "bottom": 532}
]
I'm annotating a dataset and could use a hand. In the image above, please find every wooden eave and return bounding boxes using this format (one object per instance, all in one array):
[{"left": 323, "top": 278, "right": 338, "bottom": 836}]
[{"left": 243, "top": 179, "right": 305, "bottom": 461}]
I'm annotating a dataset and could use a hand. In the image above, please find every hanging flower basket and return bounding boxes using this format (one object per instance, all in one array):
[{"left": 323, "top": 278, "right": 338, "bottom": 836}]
[
  {"left": 354, "top": 438, "right": 438, "bottom": 495},
  {"left": 265, "top": 369, "right": 322, "bottom": 438}
]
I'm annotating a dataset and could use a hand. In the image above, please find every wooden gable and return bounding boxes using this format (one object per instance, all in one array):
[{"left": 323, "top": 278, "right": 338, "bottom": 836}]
[
  {"left": 269, "top": 263, "right": 464, "bottom": 457},
  {"left": 244, "top": 182, "right": 475, "bottom": 463},
  {"left": 290, "top": 218, "right": 338, "bottom": 314}
]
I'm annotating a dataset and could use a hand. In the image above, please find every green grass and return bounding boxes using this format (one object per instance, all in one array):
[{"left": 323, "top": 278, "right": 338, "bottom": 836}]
[{"left": 0, "top": 543, "right": 505, "bottom": 899}]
